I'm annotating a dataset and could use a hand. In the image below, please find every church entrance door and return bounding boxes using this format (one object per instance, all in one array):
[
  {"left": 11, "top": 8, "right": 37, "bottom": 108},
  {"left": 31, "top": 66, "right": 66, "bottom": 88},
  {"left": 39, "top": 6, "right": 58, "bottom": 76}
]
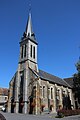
[
  {"left": 19, "top": 97, "right": 23, "bottom": 113},
  {"left": 11, "top": 99, "right": 15, "bottom": 113},
  {"left": 29, "top": 98, "right": 34, "bottom": 114}
]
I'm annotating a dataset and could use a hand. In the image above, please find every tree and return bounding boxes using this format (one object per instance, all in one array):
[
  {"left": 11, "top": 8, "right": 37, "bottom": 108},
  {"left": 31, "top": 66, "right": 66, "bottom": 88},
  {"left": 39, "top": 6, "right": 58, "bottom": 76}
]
[{"left": 73, "top": 58, "right": 80, "bottom": 108}]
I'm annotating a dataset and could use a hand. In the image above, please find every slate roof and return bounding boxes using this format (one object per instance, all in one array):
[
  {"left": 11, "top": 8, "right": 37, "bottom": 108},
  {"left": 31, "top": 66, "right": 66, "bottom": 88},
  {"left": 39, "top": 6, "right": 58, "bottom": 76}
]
[
  {"left": 64, "top": 77, "right": 73, "bottom": 88},
  {"left": 39, "top": 70, "right": 72, "bottom": 88},
  {"left": 21, "top": 12, "right": 38, "bottom": 45}
]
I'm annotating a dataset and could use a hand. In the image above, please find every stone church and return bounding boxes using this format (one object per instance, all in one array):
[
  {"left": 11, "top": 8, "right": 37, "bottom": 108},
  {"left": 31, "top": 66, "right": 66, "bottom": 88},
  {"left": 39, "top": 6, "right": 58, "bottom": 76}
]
[{"left": 7, "top": 12, "right": 75, "bottom": 114}]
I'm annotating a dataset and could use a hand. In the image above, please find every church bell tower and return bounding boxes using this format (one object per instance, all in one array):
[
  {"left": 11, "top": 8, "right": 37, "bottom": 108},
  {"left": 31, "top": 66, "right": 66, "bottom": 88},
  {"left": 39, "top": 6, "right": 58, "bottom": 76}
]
[
  {"left": 14, "top": 12, "right": 38, "bottom": 114},
  {"left": 19, "top": 12, "right": 38, "bottom": 71}
]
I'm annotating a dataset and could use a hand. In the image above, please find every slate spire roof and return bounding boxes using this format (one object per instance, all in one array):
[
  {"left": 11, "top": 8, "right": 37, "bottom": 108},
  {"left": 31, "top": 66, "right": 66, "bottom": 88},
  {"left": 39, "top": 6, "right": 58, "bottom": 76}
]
[
  {"left": 21, "top": 12, "right": 37, "bottom": 44},
  {"left": 25, "top": 12, "right": 33, "bottom": 37}
]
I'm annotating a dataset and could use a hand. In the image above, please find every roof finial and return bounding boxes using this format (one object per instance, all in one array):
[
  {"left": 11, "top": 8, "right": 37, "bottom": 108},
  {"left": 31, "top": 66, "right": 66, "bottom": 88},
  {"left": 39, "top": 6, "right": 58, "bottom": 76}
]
[
  {"left": 25, "top": 0, "right": 32, "bottom": 37},
  {"left": 29, "top": 0, "right": 31, "bottom": 13}
]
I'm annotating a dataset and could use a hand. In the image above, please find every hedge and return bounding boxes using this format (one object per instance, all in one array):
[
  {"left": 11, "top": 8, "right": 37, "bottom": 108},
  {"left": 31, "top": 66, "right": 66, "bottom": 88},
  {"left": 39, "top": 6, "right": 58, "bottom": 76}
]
[{"left": 57, "top": 109, "right": 80, "bottom": 116}]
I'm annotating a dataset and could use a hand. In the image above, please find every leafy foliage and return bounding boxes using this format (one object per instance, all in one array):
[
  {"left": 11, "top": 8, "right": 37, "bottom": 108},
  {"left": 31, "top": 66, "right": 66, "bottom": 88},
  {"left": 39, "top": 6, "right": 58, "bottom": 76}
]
[{"left": 73, "top": 59, "right": 80, "bottom": 106}]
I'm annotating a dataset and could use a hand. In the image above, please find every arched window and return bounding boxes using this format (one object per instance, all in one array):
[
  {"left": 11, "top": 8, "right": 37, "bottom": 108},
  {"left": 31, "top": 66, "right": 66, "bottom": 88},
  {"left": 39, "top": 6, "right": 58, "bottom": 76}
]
[
  {"left": 24, "top": 44, "right": 26, "bottom": 57},
  {"left": 20, "top": 75, "right": 23, "bottom": 95},
  {"left": 40, "top": 86, "right": 42, "bottom": 98},
  {"left": 56, "top": 89, "right": 60, "bottom": 109},
  {"left": 33, "top": 46, "right": 35, "bottom": 59},
  {"left": 33, "top": 86, "right": 36, "bottom": 98},
  {"left": 21, "top": 46, "right": 23, "bottom": 58},
  {"left": 51, "top": 88, "right": 53, "bottom": 99},
  {"left": 30, "top": 45, "right": 32, "bottom": 57},
  {"left": 43, "top": 86, "right": 45, "bottom": 98},
  {"left": 62, "top": 90, "right": 65, "bottom": 98},
  {"left": 57, "top": 89, "right": 60, "bottom": 99}
]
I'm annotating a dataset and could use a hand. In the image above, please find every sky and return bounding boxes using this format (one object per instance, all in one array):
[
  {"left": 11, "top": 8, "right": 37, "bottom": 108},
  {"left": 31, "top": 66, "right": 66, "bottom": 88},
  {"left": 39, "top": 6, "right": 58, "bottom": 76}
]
[{"left": 0, "top": 0, "right": 80, "bottom": 88}]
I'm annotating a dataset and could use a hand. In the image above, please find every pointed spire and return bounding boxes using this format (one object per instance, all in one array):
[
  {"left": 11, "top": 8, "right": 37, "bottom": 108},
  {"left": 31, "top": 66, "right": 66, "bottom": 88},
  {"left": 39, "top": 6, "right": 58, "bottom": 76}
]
[
  {"left": 21, "top": 4, "right": 38, "bottom": 44},
  {"left": 25, "top": 12, "right": 33, "bottom": 37}
]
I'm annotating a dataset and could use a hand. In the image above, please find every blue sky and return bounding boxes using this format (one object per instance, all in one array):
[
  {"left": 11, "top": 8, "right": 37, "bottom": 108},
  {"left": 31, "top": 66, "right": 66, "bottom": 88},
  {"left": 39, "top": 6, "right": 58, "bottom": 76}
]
[{"left": 0, "top": 0, "right": 80, "bottom": 88}]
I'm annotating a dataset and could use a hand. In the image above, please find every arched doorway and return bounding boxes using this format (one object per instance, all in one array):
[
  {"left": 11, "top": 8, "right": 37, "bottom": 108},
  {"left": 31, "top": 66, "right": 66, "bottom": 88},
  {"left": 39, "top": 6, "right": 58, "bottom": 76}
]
[
  {"left": 29, "top": 97, "right": 34, "bottom": 114},
  {"left": 50, "top": 105, "right": 53, "bottom": 112},
  {"left": 29, "top": 86, "right": 36, "bottom": 114},
  {"left": 19, "top": 97, "right": 23, "bottom": 113},
  {"left": 11, "top": 99, "right": 15, "bottom": 113}
]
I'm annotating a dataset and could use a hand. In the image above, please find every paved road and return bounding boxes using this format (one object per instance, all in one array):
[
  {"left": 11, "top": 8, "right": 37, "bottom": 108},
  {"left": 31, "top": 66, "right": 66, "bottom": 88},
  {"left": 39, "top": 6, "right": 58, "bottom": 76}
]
[{"left": 1, "top": 112, "right": 80, "bottom": 120}]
